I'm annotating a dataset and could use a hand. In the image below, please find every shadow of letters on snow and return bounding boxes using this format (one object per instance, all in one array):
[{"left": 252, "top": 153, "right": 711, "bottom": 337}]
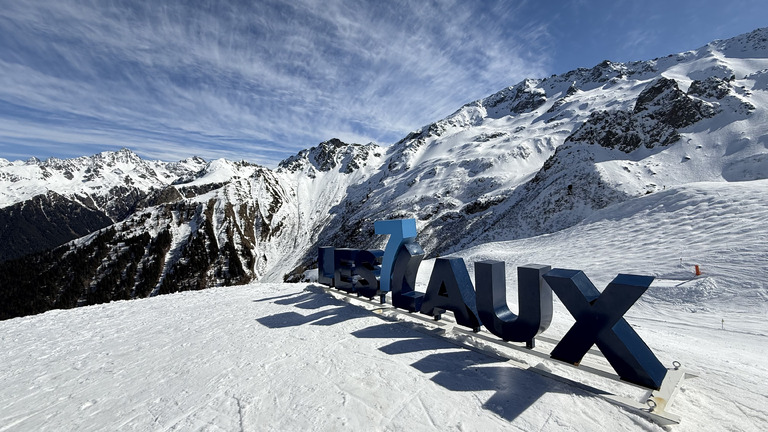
[
  {"left": 256, "top": 288, "right": 572, "bottom": 422},
  {"left": 352, "top": 322, "right": 571, "bottom": 422},
  {"left": 255, "top": 289, "right": 369, "bottom": 329}
]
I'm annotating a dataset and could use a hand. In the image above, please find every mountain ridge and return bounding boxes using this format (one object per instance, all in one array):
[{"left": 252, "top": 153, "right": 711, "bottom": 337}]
[{"left": 2, "top": 27, "right": 767, "bottom": 319}]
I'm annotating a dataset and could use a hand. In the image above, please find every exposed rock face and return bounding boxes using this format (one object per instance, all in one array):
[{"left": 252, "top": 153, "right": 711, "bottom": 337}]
[
  {"left": 483, "top": 79, "right": 547, "bottom": 118},
  {"left": 688, "top": 76, "right": 734, "bottom": 99},
  {"left": 565, "top": 77, "right": 717, "bottom": 153},
  {"left": 633, "top": 77, "right": 717, "bottom": 128},
  {"left": 278, "top": 138, "right": 382, "bottom": 176}
]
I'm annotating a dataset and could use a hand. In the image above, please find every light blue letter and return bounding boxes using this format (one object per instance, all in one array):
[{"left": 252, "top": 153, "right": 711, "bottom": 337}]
[{"left": 374, "top": 219, "right": 418, "bottom": 292}]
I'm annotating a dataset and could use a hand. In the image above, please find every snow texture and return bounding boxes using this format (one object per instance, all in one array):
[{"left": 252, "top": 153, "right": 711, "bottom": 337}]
[{"left": 1, "top": 179, "right": 766, "bottom": 431}]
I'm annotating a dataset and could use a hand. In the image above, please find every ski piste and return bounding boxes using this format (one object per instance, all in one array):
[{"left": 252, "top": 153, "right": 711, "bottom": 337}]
[{"left": 318, "top": 284, "right": 696, "bottom": 426}]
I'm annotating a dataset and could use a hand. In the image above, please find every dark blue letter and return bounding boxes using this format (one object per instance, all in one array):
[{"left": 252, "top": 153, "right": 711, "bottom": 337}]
[
  {"left": 333, "top": 248, "right": 357, "bottom": 292},
  {"left": 475, "top": 262, "right": 552, "bottom": 348},
  {"left": 390, "top": 241, "right": 425, "bottom": 312},
  {"left": 353, "top": 249, "right": 383, "bottom": 299},
  {"left": 420, "top": 258, "right": 481, "bottom": 331},
  {"left": 317, "top": 246, "right": 335, "bottom": 286},
  {"left": 543, "top": 269, "right": 667, "bottom": 389}
]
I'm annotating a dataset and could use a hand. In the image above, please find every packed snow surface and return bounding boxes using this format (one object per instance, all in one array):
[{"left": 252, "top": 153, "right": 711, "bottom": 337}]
[{"left": 1, "top": 180, "right": 766, "bottom": 431}]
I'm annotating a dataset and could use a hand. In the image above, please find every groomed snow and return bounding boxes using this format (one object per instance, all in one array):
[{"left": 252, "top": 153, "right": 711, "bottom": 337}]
[
  {"left": 0, "top": 283, "right": 680, "bottom": 432},
  {"left": 1, "top": 180, "right": 766, "bottom": 431}
]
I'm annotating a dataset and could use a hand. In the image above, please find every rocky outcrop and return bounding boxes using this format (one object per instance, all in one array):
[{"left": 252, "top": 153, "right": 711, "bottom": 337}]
[
  {"left": 278, "top": 138, "right": 382, "bottom": 176},
  {"left": 482, "top": 79, "right": 547, "bottom": 118},
  {"left": 565, "top": 77, "right": 717, "bottom": 152}
]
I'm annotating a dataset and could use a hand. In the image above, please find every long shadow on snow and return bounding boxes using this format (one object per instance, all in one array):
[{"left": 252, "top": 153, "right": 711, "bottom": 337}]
[
  {"left": 252, "top": 292, "right": 304, "bottom": 303},
  {"left": 352, "top": 322, "right": 571, "bottom": 422},
  {"left": 256, "top": 286, "right": 574, "bottom": 422},
  {"left": 255, "top": 289, "right": 370, "bottom": 329}
]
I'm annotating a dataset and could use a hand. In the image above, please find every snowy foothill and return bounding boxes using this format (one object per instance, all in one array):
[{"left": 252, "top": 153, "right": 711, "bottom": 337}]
[{"left": 1, "top": 179, "right": 766, "bottom": 431}]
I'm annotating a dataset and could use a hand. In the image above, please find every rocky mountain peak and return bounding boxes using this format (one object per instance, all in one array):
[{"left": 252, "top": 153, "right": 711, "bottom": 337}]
[
  {"left": 394, "top": 77, "right": 550, "bottom": 150},
  {"left": 585, "top": 60, "right": 626, "bottom": 82},
  {"left": 711, "top": 26, "right": 768, "bottom": 57},
  {"left": 186, "top": 156, "right": 207, "bottom": 164},
  {"left": 634, "top": 77, "right": 717, "bottom": 128},
  {"left": 549, "top": 59, "right": 636, "bottom": 92},
  {"left": 90, "top": 147, "right": 143, "bottom": 167},
  {"left": 278, "top": 138, "right": 382, "bottom": 176},
  {"left": 481, "top": 78, "right": 547, "bottom": 118}
]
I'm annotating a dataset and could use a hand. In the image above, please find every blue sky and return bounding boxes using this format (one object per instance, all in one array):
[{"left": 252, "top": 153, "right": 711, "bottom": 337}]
[{"left": 0, "top": 0, "right": 765, "bottom": 166}]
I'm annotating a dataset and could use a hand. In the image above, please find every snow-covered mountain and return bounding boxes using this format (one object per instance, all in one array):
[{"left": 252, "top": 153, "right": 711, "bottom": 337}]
[
  {"left": 314, "top": 27, "right": 768, "bottom": 256},
  {"left": 2, "top": 28, "right": 768, "bottom": 320},
  {"left": 0, "top": 148, "right": 208, "bottom": 220},
  {"left": 0, "top": 149, "right": 208, "bottom": 261},
  {"left": 0, "top": 139, "right": 385, "bottom": 318}
]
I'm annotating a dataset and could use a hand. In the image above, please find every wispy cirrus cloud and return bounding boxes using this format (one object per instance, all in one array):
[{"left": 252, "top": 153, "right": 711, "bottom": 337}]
[
  {"left": 0, "top": 0, "right": 553, "bottom": 165},
  {"left": 5, "top": 0, "right": 762, "bottom": 166}
]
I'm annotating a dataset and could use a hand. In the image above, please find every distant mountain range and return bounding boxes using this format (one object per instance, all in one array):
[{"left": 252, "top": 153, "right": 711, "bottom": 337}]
[{"left": 2, "top": 27, "right": 767, "bottom": 320}]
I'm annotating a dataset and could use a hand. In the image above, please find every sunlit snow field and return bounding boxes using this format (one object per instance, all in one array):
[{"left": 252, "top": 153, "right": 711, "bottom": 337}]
[{"left": 1, "top": 180, "right": 766, "bottom": 431}]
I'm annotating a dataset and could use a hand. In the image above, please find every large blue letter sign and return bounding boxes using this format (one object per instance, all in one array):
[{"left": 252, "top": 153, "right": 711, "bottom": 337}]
[
  {"left": 475, "top": 262, "right": 553, "bottom": 348},
  {"left": 543, "top": 269, "right": 667, "bottom": 389},
  {"left": 316, "top": 219, "right": 669, "bottom": 390}
]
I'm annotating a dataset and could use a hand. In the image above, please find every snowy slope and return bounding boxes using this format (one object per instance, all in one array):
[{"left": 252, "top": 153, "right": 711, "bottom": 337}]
[
  {"left": 1, "top": 179, "right": 766, "bottom": 431},
  {"left": 0, "top": 283, "right": 637, "bottom": 432}
]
